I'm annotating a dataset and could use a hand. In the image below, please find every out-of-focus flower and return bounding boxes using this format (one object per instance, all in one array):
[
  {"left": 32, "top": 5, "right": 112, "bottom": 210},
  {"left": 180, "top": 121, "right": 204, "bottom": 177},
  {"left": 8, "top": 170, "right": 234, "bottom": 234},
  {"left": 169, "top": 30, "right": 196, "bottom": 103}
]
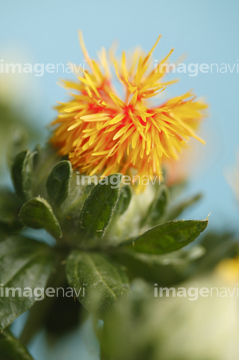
[
  {"left": 216, "top": 256, "right": 239, "bottom": 283},
  {"left": 102, "top": 273, "right": 239, "bottom": 360},
  {"left": 51, "top": 32, "right": 207, "bottom": 183}
]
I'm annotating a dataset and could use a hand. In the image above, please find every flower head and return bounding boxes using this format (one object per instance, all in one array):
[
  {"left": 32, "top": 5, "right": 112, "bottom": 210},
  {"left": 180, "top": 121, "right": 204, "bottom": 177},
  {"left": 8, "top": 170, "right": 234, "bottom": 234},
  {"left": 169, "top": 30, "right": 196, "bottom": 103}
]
[{"left": 51, "top": 32, "right": 207, "bottom": 183}]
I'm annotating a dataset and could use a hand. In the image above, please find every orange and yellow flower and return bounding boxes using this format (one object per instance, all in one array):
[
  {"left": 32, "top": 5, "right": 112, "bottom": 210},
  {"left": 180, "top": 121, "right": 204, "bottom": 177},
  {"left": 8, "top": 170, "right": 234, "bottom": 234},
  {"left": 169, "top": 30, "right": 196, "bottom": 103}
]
[{"left": 51, "top": 32, "right": 207, "bottom": 183}]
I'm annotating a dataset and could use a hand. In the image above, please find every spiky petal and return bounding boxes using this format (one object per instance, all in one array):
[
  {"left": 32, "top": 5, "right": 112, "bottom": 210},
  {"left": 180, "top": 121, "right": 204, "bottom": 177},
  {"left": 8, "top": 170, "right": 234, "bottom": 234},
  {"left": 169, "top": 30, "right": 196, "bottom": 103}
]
[{"left": 51, "top": 32, "right": 207, "bottom": 183}]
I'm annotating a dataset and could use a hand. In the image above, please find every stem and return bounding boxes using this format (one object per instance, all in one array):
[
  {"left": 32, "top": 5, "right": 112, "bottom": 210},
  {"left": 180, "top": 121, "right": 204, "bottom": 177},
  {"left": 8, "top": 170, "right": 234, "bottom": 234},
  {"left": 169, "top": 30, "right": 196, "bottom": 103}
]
[{"left": 19, "top": 251, "right": 68, "bottom": 346}]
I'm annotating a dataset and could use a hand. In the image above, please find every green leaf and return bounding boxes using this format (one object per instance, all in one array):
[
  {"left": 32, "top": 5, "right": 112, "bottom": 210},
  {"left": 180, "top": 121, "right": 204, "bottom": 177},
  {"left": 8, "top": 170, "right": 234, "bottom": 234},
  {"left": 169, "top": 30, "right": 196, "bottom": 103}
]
[
  {"left": 144, "top": 184, "right": 169, "bottom": 226},
  {"left": 0, "top": 189, "right": 22, "bottom": 226},
  {"left": 115, "top": 185, "right": 131, "bottom": 216},
  {"left": 46, "top": 160, "right": 72, "bottom": 206},
  {"left": 19, "top": 197, "right": 62, "bottom": 239},
  {"left": 11, "top": 150, "right": 33, "bottom": 201},
  {"left": 112, "top": 251, "right": 185, "bottom": 286},
  {"left": 66, "top": 251, "right": 129, "bottom": 319},
  {"left": 31, "top": 145, "right": 62, "bottom": 197},
  {"left": 61, "top": 172, "right": 95, "bottom": 219},
  {"left": 123, "top": 245, "right": 205, "bottom": 266},
  {"left": 0, "top": 235, "right": 54, "bottom": 330},
  {"left": 0, "top": 329, "right": 34, "bottom": 360},
  {"left": 165, "top": 193, "right": 202, "bottom": 221},
  {"left": 124, "top": 219, "right": 208, "bottom": 255},
  {"left": 79, "top": 174, "right": 122, "bottom": 242},
  {"left": 59, "top": 181, "right": 95, "bottom": 242}
]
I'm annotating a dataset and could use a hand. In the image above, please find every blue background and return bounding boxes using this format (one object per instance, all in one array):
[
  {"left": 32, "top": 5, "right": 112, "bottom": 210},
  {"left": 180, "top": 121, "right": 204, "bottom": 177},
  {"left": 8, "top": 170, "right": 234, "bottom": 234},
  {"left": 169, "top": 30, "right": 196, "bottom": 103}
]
[{"left": 1, "top": 0, "right": 239, "bottom": 358}]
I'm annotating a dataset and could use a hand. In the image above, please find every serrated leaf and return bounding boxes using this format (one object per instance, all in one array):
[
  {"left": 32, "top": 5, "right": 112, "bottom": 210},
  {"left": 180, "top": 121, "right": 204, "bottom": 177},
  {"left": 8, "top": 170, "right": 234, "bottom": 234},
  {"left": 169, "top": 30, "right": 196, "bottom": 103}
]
[
  {"left": 11, "top": 150, "right": 33, "bottom": 201},
  {"left": 0, "top": 329, "right": 34, "bottom": 360},
  {"left": 0, "top": 236, "right": 54, "bottom": 330},
  {"left": 19, "top": 197, "right": 62, "bottom": 239},
  {"left": 79, "top": 174, "right": 122, "bottom": 243},
  {"left": 124, "top": 220, "right": 208, "bottom": 255},
  {"left": 165, "top": 193, "right": 202, "bottom": 221},
  {"left": 66, "top": 251, "right": 129, "bottom": 319},
  {"left": 115, "top": 185, "right": 131, "bottom": 216},
  {"left": 47, "top": 160, "right": 72, "bottom": 206}
]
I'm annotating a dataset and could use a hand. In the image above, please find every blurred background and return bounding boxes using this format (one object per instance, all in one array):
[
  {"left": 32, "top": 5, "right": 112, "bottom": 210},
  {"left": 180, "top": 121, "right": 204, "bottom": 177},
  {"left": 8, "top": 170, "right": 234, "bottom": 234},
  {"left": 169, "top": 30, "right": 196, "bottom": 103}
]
[{"left": 0, "top": 0, "right": 239, "bottom": 358}]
